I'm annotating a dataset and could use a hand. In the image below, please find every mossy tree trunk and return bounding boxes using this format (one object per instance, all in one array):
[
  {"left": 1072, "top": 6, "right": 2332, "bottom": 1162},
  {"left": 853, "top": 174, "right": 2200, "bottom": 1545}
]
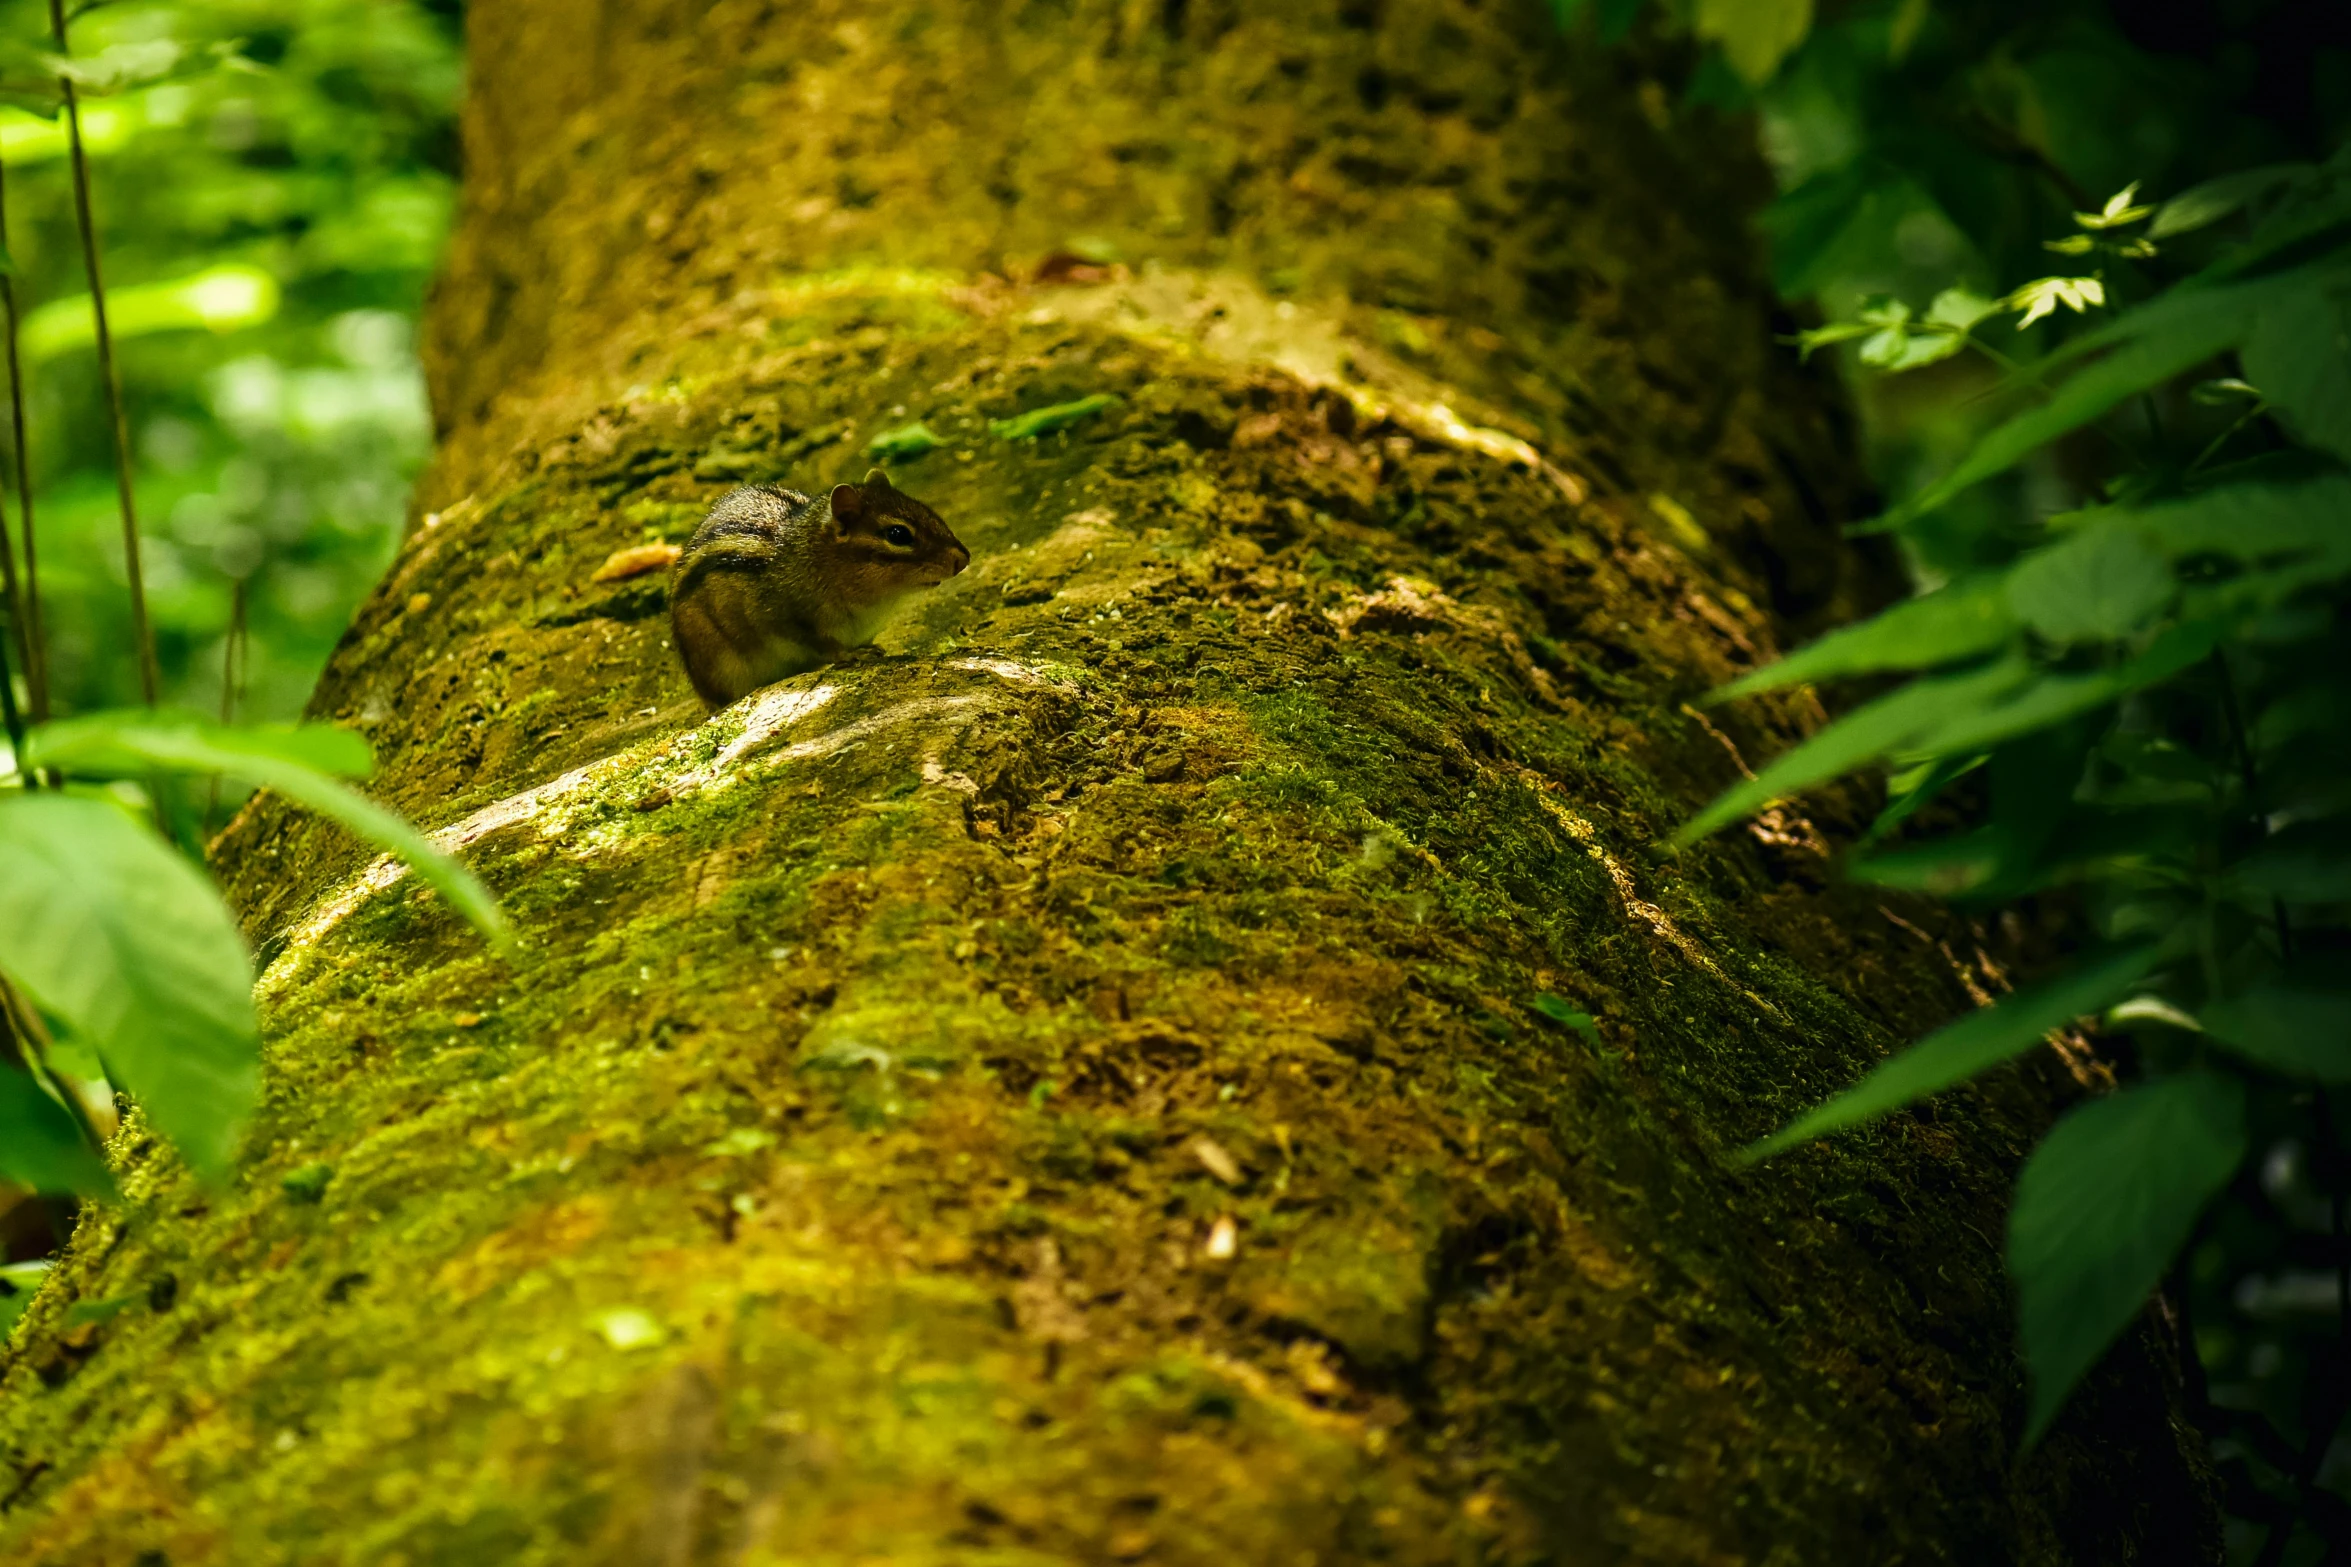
[{"left": 0, "top": 2, "right": 2220, "bottom": 1562}]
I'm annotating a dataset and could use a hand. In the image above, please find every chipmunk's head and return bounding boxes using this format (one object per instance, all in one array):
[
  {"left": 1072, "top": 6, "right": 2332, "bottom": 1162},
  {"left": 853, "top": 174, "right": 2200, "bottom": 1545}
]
[{"left": 826, "top": 469, "right": 970, "bottom": 606}]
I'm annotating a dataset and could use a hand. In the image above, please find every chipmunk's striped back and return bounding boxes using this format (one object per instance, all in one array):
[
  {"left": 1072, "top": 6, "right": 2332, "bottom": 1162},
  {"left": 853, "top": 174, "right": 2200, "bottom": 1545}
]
[{"left": 665, "top": 472, "right": 968, "bottom": 707}]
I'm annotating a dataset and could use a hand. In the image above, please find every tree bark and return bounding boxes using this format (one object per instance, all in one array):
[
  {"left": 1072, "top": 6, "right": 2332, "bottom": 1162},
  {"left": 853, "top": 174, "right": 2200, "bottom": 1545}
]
[{"left": 0, "top": 2, "right": 2220, "bottom": 1563}]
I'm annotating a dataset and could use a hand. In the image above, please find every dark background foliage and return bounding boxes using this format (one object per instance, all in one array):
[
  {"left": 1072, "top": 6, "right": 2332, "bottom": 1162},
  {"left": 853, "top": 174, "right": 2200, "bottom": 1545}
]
[{"left": 1585, "top": 1, "right": 2351, "bottom": 1559}]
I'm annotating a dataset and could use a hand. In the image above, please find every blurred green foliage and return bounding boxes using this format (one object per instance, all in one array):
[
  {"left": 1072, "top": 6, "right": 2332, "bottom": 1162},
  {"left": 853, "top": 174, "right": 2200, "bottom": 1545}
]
[{"left": 0, "top": 0, "right": 459, "bottom": 721}]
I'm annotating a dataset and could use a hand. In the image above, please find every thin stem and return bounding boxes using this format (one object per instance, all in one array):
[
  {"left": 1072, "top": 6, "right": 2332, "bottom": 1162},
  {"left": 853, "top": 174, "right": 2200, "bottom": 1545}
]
[
  {"left": 223, "top": 576, "right": 246, "bottom": 724},
  {"left": 51, "top": 0, "right": 155, "bottom": 707},
  {"left": 2209, "top": 647, "right": 2292, "bottom": 962},
  {"left": 0, "top": 560, "right": 27, "bottom": 786},
  {"left": 0, "top": 156, "right": 43, "bottom": 722},
  {"left": 0, "top": 469, "right": 27, "bottom": 741},
  {"left": 0, "top": 973, "right": 109, "bottom": 1164},
  {"left": 2188, "top": 400, "right": 2267, "bottom": 478},
  {"left": 0, "top": 271, "right": 27, "bottom": 714},
  {"left": 202, "top": 577, "right": 246, "bottom": 836},
  {"left": 1961, "top": 335, "right": 2021, "bottom": 374}
]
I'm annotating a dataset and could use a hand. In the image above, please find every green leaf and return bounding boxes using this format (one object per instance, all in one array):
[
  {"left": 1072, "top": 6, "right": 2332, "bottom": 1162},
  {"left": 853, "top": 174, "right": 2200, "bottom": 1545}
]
[
  {"left": 2129, "top": 476, "right": 2351, "bottom": 572},
  {"left": 1679, "top": 654, "right": 2030, "bottom": 846},
  {"left": 2211, "top": 168, "right": 2351, "bottom": 282},
  {"left": 281, "top": 1160, "right": 334, "bottom": 1203},
  {"left": 2235, "top": 821, "right": 2351, "bottom": 902},
  {"left": 2010, "top": 1070, "right": 2245, "bottom": 1444},
  {"left": 1713, "top": 577, "right": 2014, "bottom": 701},
  {"left": 1847, "top": 827, "right": 2007, "bottom": 897},
  {"left": 1924, "top": 287, "right": 2001, "bottom": 333},
  {"left": 0, "top": 1066, "right": 112, "bottom": 1196},
  {"left": 0, "top": 795, "right": 257, "bottom": 1181},
  {"left": 1894, "top": 284, "right": 2255, "bottom": 525},
  {"left": 27, "top": 712, "right": 507, "bottom": 952},
  {"left": 39, "top": 39, "right": 183, "bottom": 94},
  {"left": 0, "top": 1259, "right": 46, "bottom": 1339},
  {"left": 2072, "top": 183, "right": 2154, "bottom": 232},
  {"left": 1761, "top": 165, "right": 1938, "bottom": 300},
  {"left": 1744, "top": 945, "right": 2161, "bottom": 1160},
  {"left": 1908, "top": 619, "right": 2224, "bottom": 758},
  {"left": 2201, "top": 986, "right": 2351, "bottom": 1081},
  {"left": 1694, "top": 0, "right": 1812, "bottom": 85},
  {"left": 1789, "top": 319, "right": 1877, "bottom": 360},
  {"left": 2149, "top": 164, "right": 2310, "bottom": 239},
  {"left": 2191, "top": 377, "right": 2263, "bottom": 406},
  {"left": 2240, "top": 266, "right": 2351, "bottom": 465},
  {"left": 1862, "top": 321, "right": 1969, "bottom": 371},
  {"left": 1851, "top": 804, "right": 2184, "bottom": 902},
  {"left": 62, "top": 1294, "right": 137, "bottom": 1328},
  {"left": 1702, "top": 570, "right": 2226, "bottom": 858},
  {"left": 864, "top": 422, "right": 942, "bottom": 462},
  {"left": 29, "top": 709, "right": 371, "bottom": 779},
  {"left": 231, "top": 770, "right": 508, "bottom": 951},
  {"left": 1532, "top": 994, "right": 1602, "bottom": 1044},
  {"left": 2004, "top": 523, "right": 2174, "bottom": 643},
  {"left": 2004, "top": 275, "right": 2105, "bottom": 329},
  {"left": 19, "top": 264, "right": 279, "bottom": 365},
  {"left": 1862, "top": 753, "right": 1985, "bottom": 846},
  {"left": 988, "top": 394, "right": 1120, "bottom": 442},
  {"left": 38, "top": 1011, "right": 104, "bottom": 1082}
]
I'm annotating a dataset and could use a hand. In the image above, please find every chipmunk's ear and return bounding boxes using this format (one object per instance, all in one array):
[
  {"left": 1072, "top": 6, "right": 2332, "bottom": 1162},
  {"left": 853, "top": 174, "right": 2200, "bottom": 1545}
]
[
  {"left": 829, "top": 483, "right": 865, "bottom": 525},
  {"left": 861, "top": 467, "right": 896, "bottom": 493}
]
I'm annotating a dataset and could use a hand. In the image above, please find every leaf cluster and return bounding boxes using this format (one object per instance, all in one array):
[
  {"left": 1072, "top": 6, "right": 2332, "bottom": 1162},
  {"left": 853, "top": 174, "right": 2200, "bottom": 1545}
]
[
  {"left": 1560, "top": 0, "right": 2351, "bottom": 1530},
  {"left": 0, "top": 711, "right": 503, "bottom": 1203},
  {"left": 1705, "top": 97, "right": 2351, "bottom": 1492}
]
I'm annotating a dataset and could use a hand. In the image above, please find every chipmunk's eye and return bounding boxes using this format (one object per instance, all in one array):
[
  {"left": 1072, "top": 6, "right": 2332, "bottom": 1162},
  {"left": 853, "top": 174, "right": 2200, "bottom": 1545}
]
[{"left": 883, "top": 523, "right": 916, "bottom": 548}]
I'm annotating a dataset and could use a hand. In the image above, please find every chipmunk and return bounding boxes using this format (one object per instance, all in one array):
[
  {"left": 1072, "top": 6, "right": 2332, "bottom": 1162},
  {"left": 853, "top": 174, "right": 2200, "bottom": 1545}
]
[{"left": 668, "top": 469, "right": 970, "bottom": 706}]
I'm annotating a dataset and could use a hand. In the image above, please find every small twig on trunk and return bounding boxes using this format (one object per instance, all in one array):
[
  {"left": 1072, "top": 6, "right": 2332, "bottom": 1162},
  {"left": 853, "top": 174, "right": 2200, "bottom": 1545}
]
[{"left": 50, "top": 0, "right": 156, "bottom": 706}]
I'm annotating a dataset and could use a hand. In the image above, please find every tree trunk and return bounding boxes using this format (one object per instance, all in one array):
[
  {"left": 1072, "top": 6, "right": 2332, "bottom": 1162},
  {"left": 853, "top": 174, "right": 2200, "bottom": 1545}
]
[{"left": 0, "top": 3, "right": 2220, "bottom": 1562}]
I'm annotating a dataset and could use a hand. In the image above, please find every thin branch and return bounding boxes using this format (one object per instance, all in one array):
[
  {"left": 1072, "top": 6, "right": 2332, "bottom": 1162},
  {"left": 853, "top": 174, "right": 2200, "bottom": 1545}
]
[
  {"left": 50, "top": 0, "right": 155, "bottom": 706},
  {"left": 0, "top": 156, "right": 41, "bottom": 722}
]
